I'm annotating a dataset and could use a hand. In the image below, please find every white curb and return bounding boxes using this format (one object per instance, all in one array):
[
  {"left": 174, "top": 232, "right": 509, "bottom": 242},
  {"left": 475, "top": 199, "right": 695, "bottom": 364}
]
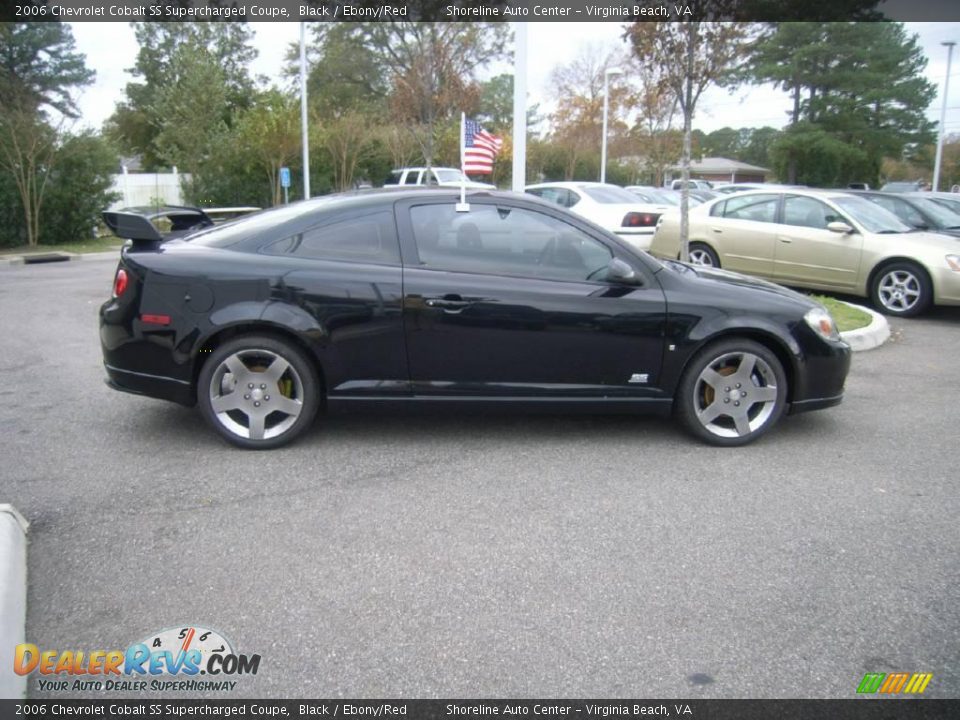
[
  {"left": 0, "top": 505, "right": 28, "bottom": 700},
  {"left": 838, "top": 301, "right": 891, "bottom": 352}
]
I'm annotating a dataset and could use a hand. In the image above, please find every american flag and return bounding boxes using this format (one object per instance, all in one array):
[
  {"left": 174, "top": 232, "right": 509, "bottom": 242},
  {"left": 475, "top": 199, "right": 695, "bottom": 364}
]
[{"left": 462, "top": 118, "right": 503, "bottom": 175}]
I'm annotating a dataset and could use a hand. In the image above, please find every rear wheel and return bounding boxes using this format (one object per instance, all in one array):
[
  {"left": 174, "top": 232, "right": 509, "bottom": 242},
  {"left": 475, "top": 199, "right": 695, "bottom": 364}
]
[
  {"left": 675, "top": 338, "right": 787, "bottom": 446},
  {"left": 197, "top": 335, "right": 320, "bottom": 449},
  {"left": 688, "top": 242, "right": 720, "bottom": 268},
  {"left": 870, "top": 261, "right": 931, "bottom": 317}
]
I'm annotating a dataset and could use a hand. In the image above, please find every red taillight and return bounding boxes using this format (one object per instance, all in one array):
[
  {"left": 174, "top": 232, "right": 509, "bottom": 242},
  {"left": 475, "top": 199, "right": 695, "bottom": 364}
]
[
  {"left": 623, "top": 212, "right": 660, "bottom": 228},
  {"left": 113, "top": 268, "right": 128, "bottom": 298},
  {"left": 141, "top": 314, "right": 171, "bottom": 326}
]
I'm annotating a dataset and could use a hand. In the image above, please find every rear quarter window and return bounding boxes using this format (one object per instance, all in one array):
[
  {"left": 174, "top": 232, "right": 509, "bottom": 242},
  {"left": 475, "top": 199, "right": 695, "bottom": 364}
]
[{"left": 264, "top": 212, "right": 400, "bottom": 265}]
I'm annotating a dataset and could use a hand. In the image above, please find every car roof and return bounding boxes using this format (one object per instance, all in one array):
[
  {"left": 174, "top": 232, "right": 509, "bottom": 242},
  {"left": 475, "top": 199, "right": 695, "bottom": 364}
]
[
  {"left": 709, "top": 187, "right": 852, "bottom": 203},
  {"left": 526, "top": 181, "right": 620, "bottom": 189}
]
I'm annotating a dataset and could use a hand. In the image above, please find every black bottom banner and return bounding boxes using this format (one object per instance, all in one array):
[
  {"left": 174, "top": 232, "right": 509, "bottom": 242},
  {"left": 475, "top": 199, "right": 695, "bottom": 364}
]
[{"left": 1, "top": 700, "right": 959, "bottom": 720}]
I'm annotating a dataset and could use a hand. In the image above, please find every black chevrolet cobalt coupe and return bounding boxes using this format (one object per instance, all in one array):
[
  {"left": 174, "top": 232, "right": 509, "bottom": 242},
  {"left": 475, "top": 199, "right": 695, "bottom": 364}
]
[{"left": 100, "top": 189, "right": 851, "bottom": 449}]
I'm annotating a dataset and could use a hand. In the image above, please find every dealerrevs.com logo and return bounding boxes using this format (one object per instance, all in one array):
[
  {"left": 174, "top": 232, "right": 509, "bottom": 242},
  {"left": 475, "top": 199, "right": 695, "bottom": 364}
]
[{"left": 14, "top": 626, "right": 260, "bottom": 693}]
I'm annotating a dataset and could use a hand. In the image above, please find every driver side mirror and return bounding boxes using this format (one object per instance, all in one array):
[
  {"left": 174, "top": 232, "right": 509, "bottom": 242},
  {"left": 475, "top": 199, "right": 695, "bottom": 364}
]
[
  {"left": 826, "top": 221, "right": 854, "bottom": 234},
  {"left": 606, "top": 257, "right": 641, "bottom": 285}
]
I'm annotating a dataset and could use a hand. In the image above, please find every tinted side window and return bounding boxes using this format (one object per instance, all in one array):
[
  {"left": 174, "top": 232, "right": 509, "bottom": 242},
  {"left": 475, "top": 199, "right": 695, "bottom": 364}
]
[
  {"left": 410, "top": 204, "right": 613, "bottom": 283},
  {"left": 869, "top": 196, "right": 925, "bottom": 227},
  {"left": 710, "top": 200, "right": 727, "bottom": 217},
  {"left": 402, "top": 171, "right": 420, "bottom": 186},
  {"left": 782, "top": 196, "right": 840, "bottom": 229},
  {"left": 267, "top": 212, "right": 399, "bottom": 264},
  {"left": 722, "top": 194, "right": 779, "bottom": 223}
]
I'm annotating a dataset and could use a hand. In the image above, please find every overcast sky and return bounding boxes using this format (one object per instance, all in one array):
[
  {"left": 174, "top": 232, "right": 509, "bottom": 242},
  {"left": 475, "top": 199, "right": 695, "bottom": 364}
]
[{"left": 68, "top": 21, "right": 960, "bottom": 140}]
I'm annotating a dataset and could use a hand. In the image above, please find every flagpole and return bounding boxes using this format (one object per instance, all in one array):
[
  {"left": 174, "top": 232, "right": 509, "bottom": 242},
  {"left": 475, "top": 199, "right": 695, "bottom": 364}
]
[
  {"left": 511, "top": 22, "right": 528, "bottom": 193},
  {"left": 457, "top": 112, "right": 468, "bottom": 212}
]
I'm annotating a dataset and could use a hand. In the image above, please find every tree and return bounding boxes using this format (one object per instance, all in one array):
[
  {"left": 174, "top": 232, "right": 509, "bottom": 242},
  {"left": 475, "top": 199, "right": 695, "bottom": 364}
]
[
  {"left": 287, "top": 24, "right": 389, "bottom": 119},
  {"left": 627, "top": 7, "right": 753, "bottom": 260},
  {"left": 320, "top": 110, "right": 380, "bottom": 192},
  {"left": 548, "top": 44, "right": 631, "bottom": 181},
  {"left": 39, "top": 131, "right": 119, "bottom": 245},
  {"left": 356, "top": 22, "right": 510, "bottom": 167},
  {"left": 110, "top": 22, "right": 257, "bottom": 169},
  {"left": 702, "top": 127, "right": 741, "bottom": 158},
  {"left": 236, "top": 91, "right": 301, "bottom": 205},
  {"left": 748, "top": 22, "right": 936, "bottom": 185},
  {"left": 619, "top": 58, "right": 680, "bottom": 186},
  {"left": 0, "top": 23, "right": 93, "bottom": 116},
  {"left": 0, "top": 22, "right": 94, "bottom": 246}
]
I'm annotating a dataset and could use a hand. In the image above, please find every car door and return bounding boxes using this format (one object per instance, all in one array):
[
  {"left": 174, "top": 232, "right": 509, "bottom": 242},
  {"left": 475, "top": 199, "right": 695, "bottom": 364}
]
[
  {"left": 260, "top": 210, "right": 409, "bottom": 397},
  {"left": 395, "top": 197, "right": 668, "bottom": 398},
  {"left": 772, "top": 194, "right": 863, "bottom": 290},
  {"left": 705, "top": 194, "right": 780, "bottom": 278}
]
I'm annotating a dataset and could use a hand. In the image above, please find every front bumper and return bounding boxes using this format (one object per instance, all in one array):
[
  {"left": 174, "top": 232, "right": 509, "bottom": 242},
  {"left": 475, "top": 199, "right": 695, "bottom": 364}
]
[{"left": 932, "top": 265, "right": 960, "bottom": 305}]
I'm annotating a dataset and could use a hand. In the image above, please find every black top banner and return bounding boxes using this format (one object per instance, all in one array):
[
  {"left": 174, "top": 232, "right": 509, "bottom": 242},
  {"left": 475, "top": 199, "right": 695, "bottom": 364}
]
[
  {"left": 4, "top": 0, "right": 960, "bottom": 23},
  {"left": 1, "top": 700, "right": 960, "bottom": 720}
]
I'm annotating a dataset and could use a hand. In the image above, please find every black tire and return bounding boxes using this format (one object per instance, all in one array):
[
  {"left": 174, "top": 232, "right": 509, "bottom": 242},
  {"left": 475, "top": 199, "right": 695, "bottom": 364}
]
[
  {"left": 688, "top": 242, "right": 720, "bottom": 268},
  {"left": 869, "top": 261, "right": 931, "bottom": 318},
  {"left": 675, "top": 338, "right": 788, "bottom": 447},
  {"left": 197, "top": 335, "right": 320, "bottom": 449}
]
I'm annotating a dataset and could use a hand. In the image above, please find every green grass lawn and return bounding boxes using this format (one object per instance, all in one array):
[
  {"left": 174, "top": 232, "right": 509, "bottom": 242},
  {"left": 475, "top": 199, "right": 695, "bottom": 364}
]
[
  {"left": 812, "top": 295, "right": 873, "bottom": 332},
  {"left": 0, "top": 237, "right": 122, "bottom": 256}
]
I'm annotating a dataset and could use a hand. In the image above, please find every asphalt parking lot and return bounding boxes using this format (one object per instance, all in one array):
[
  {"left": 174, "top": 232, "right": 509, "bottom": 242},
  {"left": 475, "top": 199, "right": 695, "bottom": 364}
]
[{"left": 1, "top": 255, "right": 958, "bottom": 699}]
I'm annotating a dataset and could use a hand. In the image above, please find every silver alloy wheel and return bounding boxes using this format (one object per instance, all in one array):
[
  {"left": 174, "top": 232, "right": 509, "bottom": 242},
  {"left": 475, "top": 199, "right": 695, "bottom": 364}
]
[
  {"left": 207, "top": 348, "right": 304, "bottom": 441},
  {"left": 692, "top": 351, "right": 779, "bottom": 439},
  {"left": 877, "top": 269, "right": 922, "bottom": 313},
  {"left": 689, "top": 247, "right": 716, "bottom": 266}
]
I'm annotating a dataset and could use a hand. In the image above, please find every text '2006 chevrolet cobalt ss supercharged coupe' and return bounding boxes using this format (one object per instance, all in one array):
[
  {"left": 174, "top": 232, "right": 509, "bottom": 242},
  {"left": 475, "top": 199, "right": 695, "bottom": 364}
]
[{"left": 100, "top": 190, "right": 851, "bottom": 449}]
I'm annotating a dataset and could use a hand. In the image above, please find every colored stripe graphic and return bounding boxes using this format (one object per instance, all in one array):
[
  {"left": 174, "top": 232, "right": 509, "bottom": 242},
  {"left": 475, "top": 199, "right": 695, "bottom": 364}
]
[
  {"left": 904, "top": 673, "right": 933, "bottom": 694},
  {"left": 857, "top": 673, "right": 885, "bottom": 693},
  {"left": 880, "top": 672, "right": 909, "bottom": 693},
  {"left": 857, "top": 672, "right": 933, "bottom": 694}
]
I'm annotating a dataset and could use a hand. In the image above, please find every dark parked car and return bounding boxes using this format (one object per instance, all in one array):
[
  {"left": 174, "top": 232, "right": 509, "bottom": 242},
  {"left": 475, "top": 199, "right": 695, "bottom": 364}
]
[
  {"left": 848, "top": 190, "right": 960, "bottom": 237},
  {"left": 100, "top": 190, "right": 851, "bottom": 449}
]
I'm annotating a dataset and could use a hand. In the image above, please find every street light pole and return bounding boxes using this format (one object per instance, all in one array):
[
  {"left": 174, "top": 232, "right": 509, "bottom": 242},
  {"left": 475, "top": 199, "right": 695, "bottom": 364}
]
[
  {"left": 600, "top": 67, "right": 622, "bottom": 184},
  {"left": 933, "top": 41, "right": 955, "bottom": 193},
  {"left": 300, "top": 22, "right": 311, "bottom": 200}
]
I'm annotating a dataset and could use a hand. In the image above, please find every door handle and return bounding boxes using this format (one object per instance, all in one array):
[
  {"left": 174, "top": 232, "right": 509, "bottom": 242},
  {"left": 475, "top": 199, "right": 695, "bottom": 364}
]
[
  {"left": 424, "top": 294, "right": 474, "bottom": 312},
  {"left": 711, "top": 228, "right": 723, "bottom": 234},
  {"left": 777, "top": 236, "right": 793, "bottom": 244}
]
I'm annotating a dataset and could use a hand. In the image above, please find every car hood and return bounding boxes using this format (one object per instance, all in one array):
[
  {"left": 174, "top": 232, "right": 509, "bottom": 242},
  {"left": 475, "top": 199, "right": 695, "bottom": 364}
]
[
  {"left": 873, "top": 229, "right": 960, "bottom": 248},
  {"left": 667, "top": 261, "right": 819, "bottom": 309}
]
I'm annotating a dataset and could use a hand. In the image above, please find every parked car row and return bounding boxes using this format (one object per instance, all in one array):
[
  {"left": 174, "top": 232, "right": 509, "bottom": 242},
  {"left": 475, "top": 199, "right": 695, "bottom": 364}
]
[{"left": 647, "top": 188, "right": 960, "bottom": 317}]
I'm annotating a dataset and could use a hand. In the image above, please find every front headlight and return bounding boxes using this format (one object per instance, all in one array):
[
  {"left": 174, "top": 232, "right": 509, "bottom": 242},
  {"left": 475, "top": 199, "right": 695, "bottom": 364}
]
[
  {"left": 946, "top": 254, "right": 960, "bottom": 272},
  {"left": 804, "top": 306, "right": 841, "bottom": 341}
]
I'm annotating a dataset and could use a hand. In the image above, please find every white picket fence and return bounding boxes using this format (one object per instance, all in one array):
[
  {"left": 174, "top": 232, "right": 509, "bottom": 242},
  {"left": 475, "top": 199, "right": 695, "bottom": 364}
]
[{"left": 107, "top": 170, "right": 192, "bottom": 210}]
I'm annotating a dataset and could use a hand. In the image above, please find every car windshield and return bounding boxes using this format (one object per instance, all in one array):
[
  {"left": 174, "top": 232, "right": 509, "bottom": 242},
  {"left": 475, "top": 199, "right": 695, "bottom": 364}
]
[
  {"left": 649, "top": 189, "right": 680, "bottom": 205},
  {"left": 831, "top": 196, "right": 912, "bottom": 233},
  {"left": 582, "top": 186, "right": 643, "bottom": 204},
  {"left": 912, "top": 196, "right": 960, "bottom": 228},
  {"left": 434, "top": 169, "right": 466, "bottom": 183}
]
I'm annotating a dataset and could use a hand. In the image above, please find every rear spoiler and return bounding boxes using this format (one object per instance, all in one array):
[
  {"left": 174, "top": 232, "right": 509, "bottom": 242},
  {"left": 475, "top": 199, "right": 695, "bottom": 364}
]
[{"left": 102, "top": 211, "right": 164, "bottom": 243}]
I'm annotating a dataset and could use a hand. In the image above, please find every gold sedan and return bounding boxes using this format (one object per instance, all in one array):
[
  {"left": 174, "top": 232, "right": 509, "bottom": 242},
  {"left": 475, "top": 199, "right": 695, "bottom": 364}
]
[{"left": 648, "top": 189, "right": 960, "bottom": 317}]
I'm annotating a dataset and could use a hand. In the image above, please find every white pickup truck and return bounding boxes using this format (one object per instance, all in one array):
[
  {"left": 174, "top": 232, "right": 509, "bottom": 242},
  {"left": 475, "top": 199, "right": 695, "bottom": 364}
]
[{"left": 383, "top": 167, "right": 495, "bottom": 189}]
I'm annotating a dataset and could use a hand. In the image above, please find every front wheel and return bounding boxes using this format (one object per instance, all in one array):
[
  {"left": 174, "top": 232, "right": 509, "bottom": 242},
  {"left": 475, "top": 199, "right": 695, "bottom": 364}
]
[
  {"left": 675, "top": 339, "right": 787, "bottom": 446},
  {"left": 870, "top": 262, "right": 931, "bottom": 317},
  {"left": 688, "top": 242, "right": 720, "bottom": 268},
  {"left": 197, "top": 335, "right": 320, "bottom": 449}
]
